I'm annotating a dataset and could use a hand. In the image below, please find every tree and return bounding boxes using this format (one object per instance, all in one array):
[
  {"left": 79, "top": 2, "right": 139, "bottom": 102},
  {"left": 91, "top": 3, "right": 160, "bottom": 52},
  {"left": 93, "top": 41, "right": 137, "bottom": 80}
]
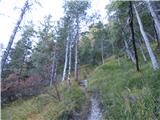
[
  {"left": 67, "top": 21, "right": 75, "bottom": 87},
  {"left": 106, "top": 1, "right": 129, "bottom": 57},
  {"left": 62, "top": 16, "right": 72, "bottom": 82},
  {"left": 50, "top": 42, "right": 57, "bottom": 87},
  {"left": 124, "top": 40, "right": 136, "bottom": 64},
  {"left": 129, "top": 1, "right": 140, "bottom": 71},
  {"left": 1, "top": 0, "right": 30, "bottom": 71},
  {"left": 79, "top": 32, "right": 93, "bottom": 65},
  {"left": 146, "top": 1, "right": 160, "bottom": 49},
  {"left": 134, "top": 4, "right": 159, "bottom": 70},
  {"left": 2, "top": 23, "right": 34, "bottom": 80},
  {"left": 64, "top": 1, "right": 90, "bottom": 81},
  {"left": 31, "top": 15, "right": 55, "bottom": 80}
]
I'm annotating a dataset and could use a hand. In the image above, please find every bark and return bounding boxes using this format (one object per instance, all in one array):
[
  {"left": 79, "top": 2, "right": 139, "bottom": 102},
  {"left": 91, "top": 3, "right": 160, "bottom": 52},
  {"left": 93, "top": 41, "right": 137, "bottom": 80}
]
[
  {"left": 74, "top": 15, "right": 79, "bottom": 81},
  {"left": 1, "top": 0, "right": 29, "bottom": 71},
  {"left": 62, "top": 36, "right": 69, "bottom": 81},
  {"left": 134, "top": 4, "right": 159, "bottom": 70},
  {"left": 129, "top": 1, "right": 140, "bottom": 71},
  {"left": 124, "top": 40, "right": 136, "bottom": 64},
  {"left": 101, "top": 38, "right": 104, "bottom": 64},
  {"left": 138, "top": 39, "right": 147, "bottom": 62},
  {"left": 50, "top": 46, "right": 56, "bottom": 87},
  {"left": 50, "top": 45, "right": 61, "bottom": 101},
  {"left": 155, "top": 24, "right": 160, "bottom": 49},
  {"left": 147, "top": 1, "right": 160, "bottom": 49},
  {"left": 67, "top": 34, "right": 72, "bottom": 88}
]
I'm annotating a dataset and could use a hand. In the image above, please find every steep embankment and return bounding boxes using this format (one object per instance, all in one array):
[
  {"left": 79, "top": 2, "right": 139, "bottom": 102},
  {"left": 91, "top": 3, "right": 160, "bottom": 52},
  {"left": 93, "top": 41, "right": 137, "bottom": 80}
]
[
  {"left": 1, "top": 65, "right": 93, "bottom": 120},
  {"left": 2, "top": 83, "right": 90, "bottom": 120},
  {"left": 88, "top": 56, "right": 160, "bottom": 120},
  {"left": 2, "top": 56, "right": 160, "bottom": 120}
]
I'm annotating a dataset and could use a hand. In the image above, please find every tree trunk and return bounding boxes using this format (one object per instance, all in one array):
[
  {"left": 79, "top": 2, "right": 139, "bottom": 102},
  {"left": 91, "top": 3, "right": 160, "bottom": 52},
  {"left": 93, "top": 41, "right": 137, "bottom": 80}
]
[
  {"left": 101, "top": 38, "right": 104, "bottom": 64},
  {"left": 139, "top": 39, "right": 147, "bottom": 62},
  {"left": 134, "top": 4, "right": 159, "bottom": 70},
  {"left": 0, "top": 43, "right": 3, "bottom": 80},
  {"left": 111, "top": 42, "right": 115, "bottom": 55},
  {"left": 129, "top": 1, "right": 140, "bottom": 71},
  {"left": 75, "top": 15, "right": 79, "bottom": 81},
  {"left": 50, "top": 45, "right": 61, "bottom": 101},
  {"left": 155, "top": 24, "right": 160, "bottom": 49},
  {"left": 62, "top": 36, "right": 69, "bottom": 81},
  {"left": 1, "top": 0, "right": 29, "bottom": 71},
  {"left": 50, "top": 45, "right": 56, "bottom": 87},
  {"left": 67, "top": 34, "right": 72, "bottom": 88},
  {"left": 147, "top": 1, "right": 160, "bottom": 49},
  {"left": 124, "top": 40, "right": 136, "bottom": 64}
]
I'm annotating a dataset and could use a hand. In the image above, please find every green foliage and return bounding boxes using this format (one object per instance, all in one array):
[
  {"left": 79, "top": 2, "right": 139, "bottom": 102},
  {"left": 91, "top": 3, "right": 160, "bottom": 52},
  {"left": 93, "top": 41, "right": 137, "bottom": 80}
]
[
  {"left": 30, "top": 15, "right": 56, "bottom": 79},
  {"left": 89, "top": 57, "right": 160, "bottom": 120},
  {"left": 2, "top": 82, "right": 88, "bottom": 120},
  {"left": 64, "top": 0, "right": 90, "bottom": 18},
  {"left": 2, "top": 23, "right": 35, "bottom": 80},
  {"left": 80, "top": 22, "right": 112, "bottom": 65}
]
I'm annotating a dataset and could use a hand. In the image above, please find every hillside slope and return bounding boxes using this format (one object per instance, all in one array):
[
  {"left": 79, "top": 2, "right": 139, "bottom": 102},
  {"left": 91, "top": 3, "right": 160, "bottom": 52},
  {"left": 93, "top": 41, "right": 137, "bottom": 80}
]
[
  {"left": 89, "top": 56, "right": 160, "bottom": 120},
  {"left": 2, "top": 56, "right": 160, "bottom": 120}
]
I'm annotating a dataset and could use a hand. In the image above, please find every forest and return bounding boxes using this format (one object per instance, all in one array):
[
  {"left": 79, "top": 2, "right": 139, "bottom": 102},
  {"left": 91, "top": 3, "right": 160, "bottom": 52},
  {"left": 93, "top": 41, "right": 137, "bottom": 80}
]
[{"left": 1, "top": 0, "right": 160, "bottom": 120}]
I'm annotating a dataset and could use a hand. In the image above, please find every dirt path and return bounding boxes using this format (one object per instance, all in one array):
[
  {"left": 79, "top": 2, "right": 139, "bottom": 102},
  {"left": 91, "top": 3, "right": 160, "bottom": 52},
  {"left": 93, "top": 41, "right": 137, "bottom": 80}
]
[
  {"left": 88, "top": 92, "right": 102, "bottom": 120},
  {"left": 79, "top": 79, "right": 102, "bottom": 120}
]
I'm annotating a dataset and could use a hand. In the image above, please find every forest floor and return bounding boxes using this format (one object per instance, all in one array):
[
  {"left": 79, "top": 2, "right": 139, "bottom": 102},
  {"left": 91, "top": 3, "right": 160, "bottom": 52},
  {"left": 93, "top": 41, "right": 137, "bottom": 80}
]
[{"left": 2, "top": 55, "right": 160, "bottom": 120}]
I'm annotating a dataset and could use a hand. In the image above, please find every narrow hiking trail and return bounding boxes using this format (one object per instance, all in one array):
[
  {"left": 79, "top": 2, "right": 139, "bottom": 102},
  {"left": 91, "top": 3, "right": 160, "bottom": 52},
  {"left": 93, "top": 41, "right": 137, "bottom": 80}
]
[
  {"left": 79, "top": 80, "right": 102, "bottom": 120},
  {"left": 88, "top": 93, "right": 102, "bottom": 120}
]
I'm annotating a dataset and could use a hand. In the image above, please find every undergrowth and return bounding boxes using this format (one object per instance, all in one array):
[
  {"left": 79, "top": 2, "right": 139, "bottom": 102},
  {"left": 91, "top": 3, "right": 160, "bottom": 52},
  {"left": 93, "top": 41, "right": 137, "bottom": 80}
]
[
  {"left": 89, "top": 56, "right": 160, "bottom": 120},
  {"left": 2, "top": 81, "right": 88, "bottom": 120}
]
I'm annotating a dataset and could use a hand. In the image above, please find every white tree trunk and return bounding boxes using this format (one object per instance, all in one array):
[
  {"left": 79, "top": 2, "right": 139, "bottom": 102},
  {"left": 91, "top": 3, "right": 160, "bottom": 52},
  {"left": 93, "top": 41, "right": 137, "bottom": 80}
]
[
  {"left": 147, "top": 1, "right": 160, "bottom": 36},
  {"left": 67, "top": 35, "right": 72, "bottom": 87},
  {"left": 138, "top": 39, "right": 147, "bottom": 62},
  {"left": 50, "top": 46, "right": 56, "bottom": 87},
  {"left": 75, "top": 16, "right": 79, "bottom": 81},
  {"left": 62, "top": 36, "right": 69, "bottom": 81},
  {"left": 124, "top": 40, "right": 136, "bottom": 64},
  {"left": 147, "top": 1, "right": 160, "bottom": 47},
  {"left": 134, "top": 4, "right": 159, "bottom": 70},
  {"left": 1, "top": 0, "right": 29, "bottom": 71}
]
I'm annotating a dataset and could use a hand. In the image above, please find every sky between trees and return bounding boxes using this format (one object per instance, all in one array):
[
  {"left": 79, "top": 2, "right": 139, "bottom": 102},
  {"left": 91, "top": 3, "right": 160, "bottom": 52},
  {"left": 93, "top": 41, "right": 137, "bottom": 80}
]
[{"left": 0, "top": 0, "right": 109, "bottom": 48}]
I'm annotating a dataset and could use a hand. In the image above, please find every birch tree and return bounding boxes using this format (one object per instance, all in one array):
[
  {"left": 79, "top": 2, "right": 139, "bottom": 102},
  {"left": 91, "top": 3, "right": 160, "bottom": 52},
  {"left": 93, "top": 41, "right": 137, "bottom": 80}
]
[
  {"left": 67, "top": 29, "right": 73, "bottom": 87},
  {"left": 1, "top": 0, "right": 29, "bottom": 71},
  {"left": 65, "top": 1, "right": 89, "bottom": 81},
  {"left": 124, "top": 40, "right": 136, "bottom": 64},
  {"left": 50, "top": 43, "right": 56, "bottom": 87},
  {"left": 146, "top": 1, "right": 160, "bottom": 49},
  {"left": 62, "top": 17, "right": 71, "bottom": 81},
  {"left": 134, "top": 4, "right": 159, "bottom": 70}
]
